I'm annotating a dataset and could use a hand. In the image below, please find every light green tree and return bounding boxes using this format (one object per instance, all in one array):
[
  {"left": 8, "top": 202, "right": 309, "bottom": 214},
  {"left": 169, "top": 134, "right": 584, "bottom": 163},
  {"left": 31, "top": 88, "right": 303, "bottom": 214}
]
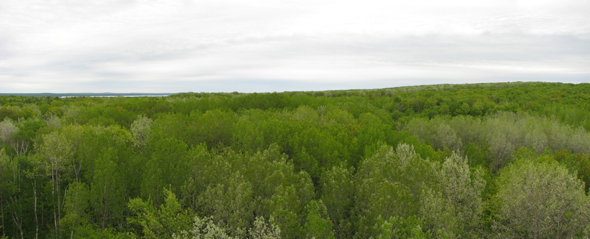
[
  {"left": 419, "top": 188, "right": 456, "bottom": 238},
  {"left": 127, "top": 188, "right": 192, "bottom": 238},
  {"left": 198, "top": 172, "right": 254, "bottom": 237},
  {"left": 172, "top": 216, "right": 234, "bottom": 239},
  {"left": 249, "top": 216, "right": 281, "bottom": 239},
  {"left": 131, "top": 115, "right": 153, "bottom": 149},
  {"left": 0, "top": 119, "right": 18, "bottom": 147},
  {"left": 173, "top": 215, "right": 281, "bottom": 239},
  {"left": 439, "top": 153, "right": 485, "bottom": 237},
  {"left": 374, "top": 215, "right": 430, "bottom": 239},
  {"left": 493, "top": 159, "right": 590, "bottom": 238}
]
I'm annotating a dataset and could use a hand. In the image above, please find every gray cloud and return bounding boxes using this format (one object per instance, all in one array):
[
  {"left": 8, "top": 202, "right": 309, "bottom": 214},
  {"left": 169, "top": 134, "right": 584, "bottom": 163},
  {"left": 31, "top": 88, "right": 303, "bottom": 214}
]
[{"left": 0, "top": 0, "right": 588, "bottom": 93}]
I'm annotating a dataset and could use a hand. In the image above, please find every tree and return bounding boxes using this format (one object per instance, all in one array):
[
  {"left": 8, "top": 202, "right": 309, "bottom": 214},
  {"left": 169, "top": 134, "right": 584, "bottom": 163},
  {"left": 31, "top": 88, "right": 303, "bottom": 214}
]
[
  {"left": 190, "top": 110, "right": 235, "bottom": 148},
  {"left": 404, "top": 117, "right": 463, "bottom": 153},
  {"left": 173, "top": 216, "right": 282, "bottom": 239},
  {"left": 374, "top": 215, "right": 430, "bottom": 239},
  {"left": 266, "top": 185, "right": 304, "bottom": 239},
  {"left": 439, "top": 153, "right": 485, "bottom": 237},
  {"left": 61, "top": 181, "right": 90, "bottom": 237},
  {"left": 304, "top": 200, "right": 335, "bottom": 239},
  {"left": 12, "top": 119, "right": 44, "bottom": 156},
  {"left": 198, "top": 172, "right": 253, "bottom": 237},
  {"left": 131, "top": 115, "right": 153, "bottom": 149},
  {"left": 231, "top": 118, "right": 265, "bottom": 154},
  {"left": 418, "top": 188, "right": 456, "bottom": 238},
  {"left": 36, "top": 131, "right": 75, "bottom": 238},
  {"left": 492, "top": 158, "right": 590, "bottom": 238},
  {"left": 142, "top": 138, "right": 189, "bottom": 206},
  {"left": 457, "top": 102, "right": 470, "bottom": 115},
  {"left": 172, "top": 216, "right": 234, "bottom": 239},
  {"left": 487, "top": 132, "right": 514, "bottom": 172},
  {"left": 0, "top": 119, "right": 18, "bottom": 147},
  {"left": 128, "top": 188, "right": 192, "bottom": 238},
  {"left": 353, "top": 144, "right": 439, "bottom": 238},
  {"left": 89, "top": 149, "right": 125, "bottom": 230},
  {"left": 249, "top": 216, "right": 281, "bottom": 239},
  {"left": 0, "top": 149, "right": 16, "bottom": 237},
  {"left": 320, "top": 165, "right": 354, "bottom": 238}
]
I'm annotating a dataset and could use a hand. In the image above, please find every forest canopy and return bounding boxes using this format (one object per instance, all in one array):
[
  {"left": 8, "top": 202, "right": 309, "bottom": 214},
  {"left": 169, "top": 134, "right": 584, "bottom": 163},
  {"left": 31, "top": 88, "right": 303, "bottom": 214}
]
[{"left": 1, "top": 82, "right": 590, "bottom": 238}]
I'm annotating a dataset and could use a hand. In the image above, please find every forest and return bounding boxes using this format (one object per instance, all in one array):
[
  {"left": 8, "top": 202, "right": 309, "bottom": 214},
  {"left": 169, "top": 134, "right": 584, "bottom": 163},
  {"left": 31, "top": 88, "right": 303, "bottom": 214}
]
[{"left": 1, "top": 81, "right": 590, "bottom": 238}]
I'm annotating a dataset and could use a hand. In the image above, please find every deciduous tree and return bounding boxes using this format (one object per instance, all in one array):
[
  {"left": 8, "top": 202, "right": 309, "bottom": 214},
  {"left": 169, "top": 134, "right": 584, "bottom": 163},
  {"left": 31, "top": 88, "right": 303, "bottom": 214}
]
[{"left": 493, "top": 159, "right": 590, "bottom": 238}]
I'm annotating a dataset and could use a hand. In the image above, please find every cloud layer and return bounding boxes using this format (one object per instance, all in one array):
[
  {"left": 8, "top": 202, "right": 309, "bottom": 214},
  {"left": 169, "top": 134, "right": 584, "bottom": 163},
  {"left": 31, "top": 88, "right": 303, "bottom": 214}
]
[{"left": 1, "top": 0, "right": 589, "bottom": 93}]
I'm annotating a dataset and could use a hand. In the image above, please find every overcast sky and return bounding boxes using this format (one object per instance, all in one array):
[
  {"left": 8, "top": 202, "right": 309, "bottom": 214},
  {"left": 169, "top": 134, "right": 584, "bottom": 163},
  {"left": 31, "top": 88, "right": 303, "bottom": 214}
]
[{"left": 1, "top": 0, "right": 589, "bottom": 93}]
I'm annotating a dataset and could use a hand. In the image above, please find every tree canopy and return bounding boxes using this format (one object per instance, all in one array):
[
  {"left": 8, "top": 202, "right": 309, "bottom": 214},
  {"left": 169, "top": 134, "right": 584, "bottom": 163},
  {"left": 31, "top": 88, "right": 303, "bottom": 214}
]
[{"left": 1, "top": 82, "right": 590, "bottom": 238}]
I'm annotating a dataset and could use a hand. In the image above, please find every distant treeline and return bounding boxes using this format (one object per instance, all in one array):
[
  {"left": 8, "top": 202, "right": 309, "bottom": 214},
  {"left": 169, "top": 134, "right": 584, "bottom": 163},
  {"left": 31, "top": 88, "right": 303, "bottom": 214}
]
[
  {"left": 0, "top": 93, "right": 172, "bottom": 98},
  {"left": 1, "top": 82, "right": 590, "bottom": 238}
]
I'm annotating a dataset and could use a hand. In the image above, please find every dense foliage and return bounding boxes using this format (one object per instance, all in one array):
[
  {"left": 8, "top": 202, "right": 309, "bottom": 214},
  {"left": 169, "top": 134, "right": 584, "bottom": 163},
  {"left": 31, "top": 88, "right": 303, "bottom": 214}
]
[{"left": 1, "top": 82, "right": 590, "bottom": 238}]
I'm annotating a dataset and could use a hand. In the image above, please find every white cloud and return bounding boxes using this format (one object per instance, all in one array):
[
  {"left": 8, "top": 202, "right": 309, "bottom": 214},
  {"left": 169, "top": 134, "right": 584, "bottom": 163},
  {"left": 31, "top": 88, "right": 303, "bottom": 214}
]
[{"left": 0, "top": 0, "right": 588, "bottom": 93}]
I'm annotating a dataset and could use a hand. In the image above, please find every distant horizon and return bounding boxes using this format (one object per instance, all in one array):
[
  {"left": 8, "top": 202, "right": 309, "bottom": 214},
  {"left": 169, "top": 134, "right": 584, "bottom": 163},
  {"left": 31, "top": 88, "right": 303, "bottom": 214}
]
[{"left": 0, "top": 81, "right": 586, "bottom": 96}]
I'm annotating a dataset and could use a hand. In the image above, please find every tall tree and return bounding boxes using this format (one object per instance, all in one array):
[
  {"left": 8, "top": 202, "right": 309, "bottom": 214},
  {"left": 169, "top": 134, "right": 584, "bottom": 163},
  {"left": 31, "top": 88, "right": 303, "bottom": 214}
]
[
  {"left": 438, "top": 153, "right": 485, "bottom": 237},
  {"left": 304, "top": 200, "right": 335, "bottom": 239},
  {"left": 320, "top": 165, "right": 354, "bottom": 238},
  {"left": 142, "top": 138, "right": 189, "bottom": 206},
  {"left": 37, "top": 131, "right": 75, "bottom": 239},
  {"left": 0, "top": 149, "right": 16, "bottom": 237}
]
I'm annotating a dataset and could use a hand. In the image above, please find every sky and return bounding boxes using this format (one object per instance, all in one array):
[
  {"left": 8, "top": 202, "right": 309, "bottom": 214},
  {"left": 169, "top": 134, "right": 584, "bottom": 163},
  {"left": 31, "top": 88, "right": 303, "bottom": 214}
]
[{"left": 0, "top": 0, "right": 589, "bottom": 93}]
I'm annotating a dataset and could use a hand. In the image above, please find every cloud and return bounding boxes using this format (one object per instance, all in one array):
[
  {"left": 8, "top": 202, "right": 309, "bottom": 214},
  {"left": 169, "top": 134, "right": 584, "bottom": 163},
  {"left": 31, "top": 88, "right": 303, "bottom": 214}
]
[{"left": 0, "top": 0, "right": 589, "bottom": 93}]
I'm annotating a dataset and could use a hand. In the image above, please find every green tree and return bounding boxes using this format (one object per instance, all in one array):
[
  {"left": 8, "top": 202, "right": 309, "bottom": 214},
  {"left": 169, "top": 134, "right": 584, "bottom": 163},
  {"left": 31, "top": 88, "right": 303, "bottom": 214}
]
[
  {"left": 304, "top": 200, "right": 335, "bottom": 239},
  {"left": 353, "top": 144, "right": 439, "bottom": 238},
  {"left": 492, "top": 158, "right": 590, "bottom": 238},
  {"left": 128, "top": 188, "right": 192, "bottom": 238},
  {"left": 190, "top": 110, "right": 235, "bottom": 148},
  {"left": 61, "top": 181, "right": 91, "bottom": 237},
  {"left": 0, "top": 149, "right": 17, "bottom": 237},
  {"left": 142, "top": 138, "right": 190, "bottom": 206},
  {"left": 374, "top": 215, "right": 430, "bottom": 239},
  {"left": 12, "top": 119, "right": 44, "bottom": 156},
  {"left": 90, "top": 149, "right": 125, "bottom": 229},
  {"left": 36, "top": 131, "right": 75, "bottom": 238},
  {"left": 231, "top": 118, "right": 265, "bottom": 154},
  {"left": 266, "top": 185, "right": 304, "bottom": 239},
  {"left": 457, "top": 102, "right": 470, "bottom": 115},
  {"left": 320, "top": 165, "right": 354, "bottom": 238}
]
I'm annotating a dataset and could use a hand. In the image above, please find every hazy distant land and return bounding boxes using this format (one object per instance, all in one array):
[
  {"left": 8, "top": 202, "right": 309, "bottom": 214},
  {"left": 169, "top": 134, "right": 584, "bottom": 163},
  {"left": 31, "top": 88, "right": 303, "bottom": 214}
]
[{"left": 0, "top": 93, "right": 173, "bottom": 97}]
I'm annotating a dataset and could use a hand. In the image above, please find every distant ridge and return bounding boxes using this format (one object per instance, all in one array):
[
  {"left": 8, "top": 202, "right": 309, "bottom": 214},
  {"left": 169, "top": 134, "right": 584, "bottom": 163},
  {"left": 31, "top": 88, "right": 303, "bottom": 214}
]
[{"left": 0, "top": 93, "right": 173, "bottom": 97}]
